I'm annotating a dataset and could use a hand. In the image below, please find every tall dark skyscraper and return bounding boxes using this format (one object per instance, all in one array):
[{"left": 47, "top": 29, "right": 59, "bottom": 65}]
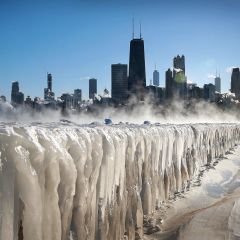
[
  {"left": 44, "top": 73, "right": 55, "bottom": 101},
  {"left": 173, "top": 70, "right": 187, "bottom": 98},
  {"left": 11, "top": 81, "right": 19, "bottom": 97},
  {"left": 231, "top": 68, "right": 240, "bottom": 97},
  {"left": 128, "top": 36, "right": 146, "bottom": 98},
  {"left": 173, "top": 55, "right": 185, "bottom": 74},
  {"left": 172, "top": 55, "right": 187, "bottom": 98},
  {"left": 153, "top": 69, "right": 160, "bottom": 86},
  {"left": 165, "top": 68, "right": 174, "bottom": 99},
  {"left": 89, "top": 78, "right": 97, "bottom": 99},
  {"left": 215, "top": 74, "right": 221, "bottom": 93},
  {"left": 47, "top": 73, "right": 52, "bottom": 92},
  {"left": 73, "top": 89, "right": 82, "bottom": 108},
  {"left": 111, "top": 64, "right": 128, "bottom": 103},
  {"left": 11, "top": 81, "right": 24, "bottom": 105}
]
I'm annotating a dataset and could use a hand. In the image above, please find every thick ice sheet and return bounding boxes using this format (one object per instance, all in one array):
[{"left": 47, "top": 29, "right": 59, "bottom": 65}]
[{"left": 0, "top": 122, "right": 240, "bottom": 240}]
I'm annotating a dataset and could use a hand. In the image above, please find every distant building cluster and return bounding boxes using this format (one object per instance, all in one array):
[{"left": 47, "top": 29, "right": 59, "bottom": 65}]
[
  {"left": 1, "top": 72, "right": 101, "bottom": 112},
  {"left": 1, "top": 25, "right": 240, "bottom": 112},
  {"left": 109, "top": 33, "right": 235, "bottom": 106},
  {"left": 110, "top": 41, "right": 223, "bottom": 105}
]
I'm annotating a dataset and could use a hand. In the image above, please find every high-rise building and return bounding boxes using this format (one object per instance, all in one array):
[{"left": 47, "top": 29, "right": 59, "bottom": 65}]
[
  {"left": 215, "top": 75, "right": 221, "bottom": 93},
  {"left": 11, "top": 81, "right": 19, "bottom": 97},
  {"left": 60, "top": 93, "right": 73, "bottom": 109},
  {"left": 47, "top": 73, "right": 52, "bottom": 92},
  {"left": 204, "top": 83, "right": 215, "bottom": 102},
  {"left": 173, "top": 55, "right": 185, "bottom": 74},
  {"left": 231, "top": 68, "right": 240, "bottom": 97},
  {"left": 44, "top": 73, "right": 55, "bottom": 101},
  {"left": 11, "top": 81, "right": 24, "bottom": 105},
  {"left": 25, "top": 96, "right": 33, "bottom": 107},
  {"left": 172, "top": 55, "right": 187, "bottom": 98},
  {"left": 60, "top": 89, "right": 82, "bottom": 110},
  {"left": 111, "top": 64, "right": 128, "bottom": 103},
  {"left": 89, "top": 78, "right": 97, "bottom": 99},
  {"left": 153, "top": 69, "right": 159, "bottom": 86},
  {"left": 146, "top": 85, "right": 165, "bottom": 103},
  {"left": 128, "top": 37, "right": 146, "bottom": 98},
  {"left": 165, "top": 68, "right": 174, "bottom": 99},
  {"left": 173, "top": 70, "right": 187, "bottom": 98},
  {"left": 187, "top": 84, "right": 204, "bottom": 99},
  {"left": 74, "top": 89, "right": 82, "bottom": 100},
  {"left": 73, "top": 89, "right": 82, "bottom": 108}
]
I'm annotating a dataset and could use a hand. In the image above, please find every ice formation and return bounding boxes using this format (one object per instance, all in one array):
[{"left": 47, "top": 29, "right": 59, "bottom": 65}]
[{"left": 0, "top": 122, "right": 240, "bottom": 240}]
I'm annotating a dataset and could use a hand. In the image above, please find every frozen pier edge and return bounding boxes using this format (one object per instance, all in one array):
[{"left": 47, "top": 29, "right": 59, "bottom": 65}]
[{"left": 1, "top": 122, "right": 240, "bottom": 240}]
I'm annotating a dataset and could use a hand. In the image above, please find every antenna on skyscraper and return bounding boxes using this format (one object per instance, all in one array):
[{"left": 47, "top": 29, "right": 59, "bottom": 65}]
[
  {"left": 132, "top": 17, "right": 135, "bottom": 39},
  {"left": 140, "top": 21, "right": 142, "bottom": 39}
]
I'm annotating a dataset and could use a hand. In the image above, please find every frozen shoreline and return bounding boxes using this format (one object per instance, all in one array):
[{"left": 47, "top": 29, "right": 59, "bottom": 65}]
[
  {"left": 1, "top": 122, "right": 240, "bottom": 240},
  {"left": 145, "top": 145, "right": 240, "bottom": 240}
]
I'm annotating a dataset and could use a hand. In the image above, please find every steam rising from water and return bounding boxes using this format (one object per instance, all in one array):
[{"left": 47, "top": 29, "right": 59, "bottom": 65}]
[{"left": 0, "top": 99, "right": 239, "bottom": 124}]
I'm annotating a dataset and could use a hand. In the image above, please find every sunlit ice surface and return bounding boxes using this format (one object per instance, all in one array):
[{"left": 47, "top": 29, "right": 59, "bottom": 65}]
[{"left": 1, "top": 121, "right": 240, "bottom": 239}]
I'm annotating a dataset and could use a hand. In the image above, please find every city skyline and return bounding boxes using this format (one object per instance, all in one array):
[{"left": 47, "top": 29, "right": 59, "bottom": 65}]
[{"left": 0, "top": 0, "right": 240, "bottom": 100}]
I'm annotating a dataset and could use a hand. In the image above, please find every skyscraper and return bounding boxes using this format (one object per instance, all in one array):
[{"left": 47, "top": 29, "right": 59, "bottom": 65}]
[
  {"left": 11, "top": 81, "right": 19, "bottom": 98},
  {"left": 173, "top": 55, "right": 185, "bottom": 74},
  {"left": 47, "top": 73, "right": 52, "bottom": 92},
  {"left": 128, "top": 37, "right": 146, "bottom": 98},
  {"left": 153, "top": 69, "right": 160, "bottom": 86},
  {"left": 187, "top": 84, "right": 203, "bottom": 99},
  {"left": 215, "top": 75, "right": 221, "bottom": 93},
  {"left": 173, "top": 70, "right": 187, "bottom": 98},
  {"left": 165, "top": 68, "right": 174, "bottom": 99},
  {"left": 74, "top": 89, "right": 82, "bottom": 100},
  {"left": 44, "top": 73, "right": 55, "bottom": 101},
  {"left": 11, "top": 81, "right": 24, "bottom": 105},
  {"left": 173, "top": 55, "right": 187, "bottom": 98},
  {"left": 204, "top": 83, "right": 215, "bottom": 102},
  {"left": 73, "top": 89, "right": 82, "bottom": 109},
  {"left": 111, "top": 64, "right": 128, "bottom": 103},
  {"left": 89, "top": 78, "right": 97, "bottom": 99},
  {"left": 231, "top": 68, "right": 240, "bottom": 97}
]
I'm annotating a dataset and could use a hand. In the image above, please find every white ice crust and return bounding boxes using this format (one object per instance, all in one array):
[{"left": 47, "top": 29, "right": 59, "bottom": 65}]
[{"left": 0, "top": 122, "right": 240, "bottom": 240}]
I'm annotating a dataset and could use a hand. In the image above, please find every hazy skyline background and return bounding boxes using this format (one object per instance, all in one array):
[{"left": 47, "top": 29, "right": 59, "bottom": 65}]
[{"left": 0, "top": 0, "right": 239, "bottom": 100}]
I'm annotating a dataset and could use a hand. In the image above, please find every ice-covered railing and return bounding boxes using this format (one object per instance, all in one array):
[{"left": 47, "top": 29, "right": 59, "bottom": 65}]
[{"left": 0, "top": 123, "right": 240, "bottom": 240}]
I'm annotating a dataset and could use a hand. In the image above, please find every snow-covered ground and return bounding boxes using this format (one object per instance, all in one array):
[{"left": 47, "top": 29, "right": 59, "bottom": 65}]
[
  {"left": 0, "top": 122, "right": 240, "bottom": 240},
  {"left": 146, "top": 145, "right": 240, "bottom": 240}
]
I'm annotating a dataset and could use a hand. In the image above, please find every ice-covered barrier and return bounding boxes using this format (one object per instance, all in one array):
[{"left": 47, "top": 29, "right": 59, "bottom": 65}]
[{"left": 0, "top": 123, "right": 240, "bottom": 240}]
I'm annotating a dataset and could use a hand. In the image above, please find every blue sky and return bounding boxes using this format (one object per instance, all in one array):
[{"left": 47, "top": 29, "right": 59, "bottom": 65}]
[{"left": 0, "top": 0, "right": 239, "bottom": 100}]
